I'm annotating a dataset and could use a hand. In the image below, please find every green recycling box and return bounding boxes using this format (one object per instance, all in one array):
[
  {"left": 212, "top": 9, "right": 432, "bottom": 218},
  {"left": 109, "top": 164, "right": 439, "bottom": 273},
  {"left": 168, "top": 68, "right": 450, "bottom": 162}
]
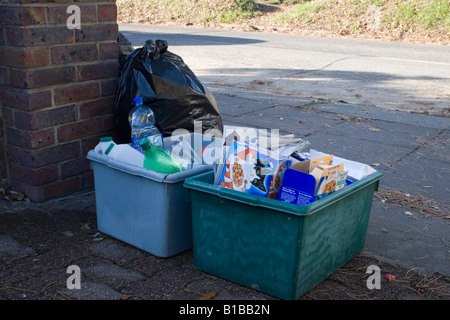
[{"left": 183, "top": 169, "right": 382, "bottom": 300}]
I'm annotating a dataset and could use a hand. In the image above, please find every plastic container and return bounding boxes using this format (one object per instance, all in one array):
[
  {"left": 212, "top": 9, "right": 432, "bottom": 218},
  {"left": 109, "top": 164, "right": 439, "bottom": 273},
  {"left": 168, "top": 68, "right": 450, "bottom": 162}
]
[
  {"left": 129, "top": 96, "right": 163, "bottom": 152},
  {"left": 94, "top": 136, "right": 116, "bottom": 155},
  {"left": 87, "top": 134, "right": 221, "bottom": 258},
  {"left": 139, "top": 138, "right": 183, "bottom": 174},
  {"left": 183, "top": 169, "right": 382, "bottom": 299},
  {"left": 105, "top": 143, "right": 145, "bottom": 168}
]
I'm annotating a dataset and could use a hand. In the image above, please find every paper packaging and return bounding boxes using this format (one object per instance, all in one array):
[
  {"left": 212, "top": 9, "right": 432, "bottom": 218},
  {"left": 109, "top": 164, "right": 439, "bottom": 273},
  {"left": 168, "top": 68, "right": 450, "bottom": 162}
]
[
  {"left": 313, "top": 163, "right": 344, "bottom": 195},
  {"left": 277, "top": 169, "right": 316, "bottom": 206},
  {"left": 309, "top": 155, "right": 333, "bottom": 172},
  {"left": 218, "top": 140, "right": 291, "bottom": 198},
  {"left": 309, "top": 149, "right": 376, "bottom": 180}
]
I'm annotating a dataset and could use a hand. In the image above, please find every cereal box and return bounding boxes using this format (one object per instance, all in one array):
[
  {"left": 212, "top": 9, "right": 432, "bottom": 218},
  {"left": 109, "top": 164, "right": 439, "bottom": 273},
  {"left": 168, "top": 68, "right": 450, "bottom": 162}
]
[
  {"left": 313, "top": 163, "right": 344, "bottom": 195},
  {"left": 218, "top": 140, "right": 291, "bottom": 198}
]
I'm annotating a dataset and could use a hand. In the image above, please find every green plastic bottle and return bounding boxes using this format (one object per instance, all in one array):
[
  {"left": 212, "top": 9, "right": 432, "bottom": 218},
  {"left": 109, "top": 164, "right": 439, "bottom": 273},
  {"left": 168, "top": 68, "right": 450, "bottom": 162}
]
[{"left": 139, "top": 138, "right": 183, "bottom": 174}]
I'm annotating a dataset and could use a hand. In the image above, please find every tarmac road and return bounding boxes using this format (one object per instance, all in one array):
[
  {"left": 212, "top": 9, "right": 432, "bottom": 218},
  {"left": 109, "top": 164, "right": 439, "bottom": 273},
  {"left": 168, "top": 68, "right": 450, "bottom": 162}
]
[
  {"left": 119, "top": 23, "right": 450, "bottom": 277},
  {"left": 119, "top": 23, "right": 450, "bottom": 115}
]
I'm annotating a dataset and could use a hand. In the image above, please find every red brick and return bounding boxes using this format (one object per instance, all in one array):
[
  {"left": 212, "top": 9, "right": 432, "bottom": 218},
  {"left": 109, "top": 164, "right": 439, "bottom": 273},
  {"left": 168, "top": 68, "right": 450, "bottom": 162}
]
[
  {"left": 51, "top": 43, "right": 98, "bottom": 65},
  {"left": 75, "top": 24, "right": 118, "bottom": 42},
  {"left": 6, "top": 127, "right": 55, "bottom": 149},
  {"left": 54, "top": 82, "right": 100, "bottom": 105},
  {"left": 14, "top": 141, "right": 81, "bottom": 168},
  {"left": 0, "top": 6, "right": 46, "bottom": 26},
  {"left": 100, "top": 78, "right": 118, "bottom": 97},
  {"left": 44, "top": 176, "right": 82, "bottom": 200},
  {"left": 0, "top": 47, "right": 48, "bottom": 68},
  {"left": 98, "top": 4, "right": 117, "bottom": 22},
  {"left": 100, "top": 42, "right": 119, "bottom": 60},
  {"left": 2, "top": 108, "right": 13, "bottom": 126},
  {"left": 101, "top": 114, "right": 115, "bottom": 132},
  {"left": 57, "top": 118, "right": 104, "bottom": 143},
  {"left": 9, "top": 163, "right": 58, "bottom": 185},
  {"left": 0, "top": 89, "right": 52, "bottom": 111},
  {"left": 30, "top": 128, "right": 55, "bottom": 149},
  {"left": 81, "top": 129, "right": 120, "bottom": 155},
  {"left": 79, "top": 97, "right": 115, "bottom": 119},
  {"left": 9, "top": 70, "right": 27, "bottom": 90},
  {"left": 6, "top": 26, "right": 74, "bottom": 47},
  {"left": 0, "top": 67, "right": 8, "bottom": 86},
  {"left": 48, "top": 4, "right": 96, "bottom": 25},
  {"left": 14, "top": 105, "right": 77, "bottom": 130},
  {"left": 0, "top": 26, "right": 5, "bottom": 46},
  {"left": 10, "top": 66, "right": 75, "bottom": 89},
  {"left": 77, "top": 60, "right": 119, "bottom": 81},
  {"left": 60, "top": 156, "right": 90, "bottom": 179},
  {"left": 81, "top": 134, "right": 103, "bottom": 155},
  {"left": 5, "top": 144, "right": 17, "bottom": 165},
  {"left": 18, "top": 176, "right": 82, "bottom": 202}
]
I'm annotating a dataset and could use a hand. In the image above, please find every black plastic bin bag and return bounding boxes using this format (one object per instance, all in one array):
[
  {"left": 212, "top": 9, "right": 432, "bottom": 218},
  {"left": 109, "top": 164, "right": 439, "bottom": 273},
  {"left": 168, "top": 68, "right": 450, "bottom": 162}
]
[{"left": 114, "top": 39, "right": 223, "bottom": 144}]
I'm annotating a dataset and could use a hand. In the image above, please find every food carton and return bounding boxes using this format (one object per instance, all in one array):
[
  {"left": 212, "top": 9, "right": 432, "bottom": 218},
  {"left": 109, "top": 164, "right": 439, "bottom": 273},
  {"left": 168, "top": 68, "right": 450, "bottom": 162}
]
[{"left": 218, "top": 140, "right": 291, "bottom": 198}]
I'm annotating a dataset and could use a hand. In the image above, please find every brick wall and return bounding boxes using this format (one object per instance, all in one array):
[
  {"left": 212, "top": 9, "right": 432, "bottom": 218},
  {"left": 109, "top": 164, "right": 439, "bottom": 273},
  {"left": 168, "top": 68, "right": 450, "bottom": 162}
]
[{"left": 0, "top": 0, "right": 120, "bottom": 201}]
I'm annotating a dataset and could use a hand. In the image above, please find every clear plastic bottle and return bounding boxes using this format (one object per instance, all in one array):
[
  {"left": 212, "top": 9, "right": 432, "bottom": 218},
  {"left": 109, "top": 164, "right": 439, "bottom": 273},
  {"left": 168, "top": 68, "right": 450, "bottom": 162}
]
[{"left": 128, "top": 97, "right": 163, "bottom": 153}]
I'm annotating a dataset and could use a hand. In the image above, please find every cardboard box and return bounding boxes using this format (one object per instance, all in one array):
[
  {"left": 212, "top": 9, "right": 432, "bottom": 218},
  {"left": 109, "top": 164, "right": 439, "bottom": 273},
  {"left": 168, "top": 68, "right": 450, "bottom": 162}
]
[{"left": 218, "top": 140, "right": 291, "bottom": 198}]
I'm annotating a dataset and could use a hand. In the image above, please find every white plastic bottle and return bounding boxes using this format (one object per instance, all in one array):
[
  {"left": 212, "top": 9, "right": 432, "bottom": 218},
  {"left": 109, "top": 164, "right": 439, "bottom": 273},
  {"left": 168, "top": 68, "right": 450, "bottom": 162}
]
[
  {"left": 94, "top": 137, "right": 116, "bottom": 155},
  {"left": 128, "top": 96, "right": 163, "bottom": 153},
  {"left": 105, "top": 144, "right": 145, "bottom": 168}
]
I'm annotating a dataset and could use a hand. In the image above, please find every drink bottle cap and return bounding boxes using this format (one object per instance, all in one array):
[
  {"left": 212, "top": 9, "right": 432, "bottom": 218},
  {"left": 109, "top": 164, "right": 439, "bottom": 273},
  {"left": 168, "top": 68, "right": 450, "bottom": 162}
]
[
  {"left": 139, "top": 138, "right": 151, "bottom": 150},
  {"left": 133, "top": 97, "right": 143, "bottom": 105},
  {"left": 99, "top": 136, "right": 113, "bottom": 142}
]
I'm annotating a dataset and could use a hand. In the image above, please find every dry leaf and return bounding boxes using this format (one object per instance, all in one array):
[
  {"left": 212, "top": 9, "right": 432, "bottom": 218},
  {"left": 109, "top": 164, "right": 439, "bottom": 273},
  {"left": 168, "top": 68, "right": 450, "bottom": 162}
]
[
  {"left": 200, "top": 291, "right": 216, "bottom": 300},
  {"left": 369, "top": 127, "right": 381, "bottom": 132},
  {"left": 80, "top": 224, "right": 94, "bottom": 234},
  {"left": 120, "top": 295, "right": 132, "bottom": 300}
]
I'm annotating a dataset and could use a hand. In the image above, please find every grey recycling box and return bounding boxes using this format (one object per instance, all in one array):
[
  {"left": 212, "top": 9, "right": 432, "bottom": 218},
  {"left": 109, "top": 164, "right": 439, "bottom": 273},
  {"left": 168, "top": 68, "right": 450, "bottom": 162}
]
[{"left": 87, "top": 150, "right": 213, "bottom": 258}]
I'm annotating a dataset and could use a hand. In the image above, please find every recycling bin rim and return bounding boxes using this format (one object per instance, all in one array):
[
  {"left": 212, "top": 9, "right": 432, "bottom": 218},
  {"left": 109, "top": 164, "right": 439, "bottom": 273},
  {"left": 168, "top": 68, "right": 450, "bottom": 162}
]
[
  {"left": 183, "top": 170, "right": 383, "bottom": 216},
  {"left": 87, "top": 150, "right": 213, "bottom": 184}
]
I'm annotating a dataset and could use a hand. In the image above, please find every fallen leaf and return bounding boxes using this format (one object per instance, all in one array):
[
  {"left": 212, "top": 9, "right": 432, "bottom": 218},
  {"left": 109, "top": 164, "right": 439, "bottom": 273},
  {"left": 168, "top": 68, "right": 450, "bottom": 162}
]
[
  {"left": 200, "top": 291, "right": 216, "bottom": 300},
  {"left": 369, "top": 127, "right": 381, "bottom": 132},
  {"left": 120, "top": 295, "right": 132, "bottom": 300},
  {"left": 80, "top": 224, "right": 94, "bottom": 234},
  {"left": 382, "top": 228, "right": 388, "bottom": 233}
]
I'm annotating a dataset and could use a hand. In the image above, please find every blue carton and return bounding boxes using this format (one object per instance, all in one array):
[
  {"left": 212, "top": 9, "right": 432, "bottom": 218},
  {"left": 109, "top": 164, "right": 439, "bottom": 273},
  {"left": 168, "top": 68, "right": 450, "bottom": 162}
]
[{"left": 277, "top": 168, "right": 316, "bottom": 206}]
